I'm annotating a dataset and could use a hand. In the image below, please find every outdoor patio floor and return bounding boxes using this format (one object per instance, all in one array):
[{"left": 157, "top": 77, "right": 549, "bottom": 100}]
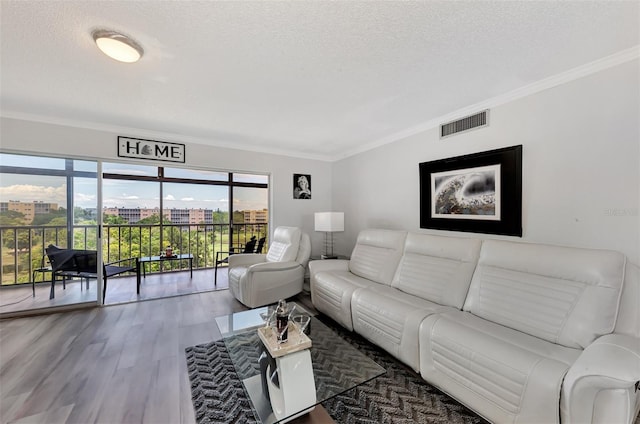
[{"left": 0, "top": 266, "right": 230, "bottom": 317}]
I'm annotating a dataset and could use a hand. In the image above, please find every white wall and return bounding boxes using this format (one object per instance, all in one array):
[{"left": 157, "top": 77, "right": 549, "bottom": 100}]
[
  {"left": 333, "top": 60, "right": 640, "bottom": 264},
  {"left": 0, "top": 118, "right": 333, "bottom": 255},
  {"left": 2, "top": 60, "right": 638, "bottom": 264}
]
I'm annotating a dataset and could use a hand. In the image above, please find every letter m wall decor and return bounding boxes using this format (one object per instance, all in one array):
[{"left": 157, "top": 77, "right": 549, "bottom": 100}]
[{"left": 118, "top": 136, "right": 186, "bottom": 163}]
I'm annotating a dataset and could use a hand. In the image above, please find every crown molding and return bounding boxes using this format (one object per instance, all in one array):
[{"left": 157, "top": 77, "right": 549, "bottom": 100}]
[
  {"left": 331, "top": 45, "right": 640, "bottom": 162},
  {"left": 3, "top": 46, "right": 637, "bottom": 164},
  {"left": 0, "top": 112, "right": 335, "bottom": 162}
]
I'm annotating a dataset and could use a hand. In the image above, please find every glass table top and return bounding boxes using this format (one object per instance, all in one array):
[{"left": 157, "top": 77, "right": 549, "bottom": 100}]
[{"left": 215, "top": 302, "right": 385, "bottom": 423}]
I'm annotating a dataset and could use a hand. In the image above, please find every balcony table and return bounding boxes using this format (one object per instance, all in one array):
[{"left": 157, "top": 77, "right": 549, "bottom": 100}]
[{"left": 138, "top": 253, "right": 193, "bottom": 278}]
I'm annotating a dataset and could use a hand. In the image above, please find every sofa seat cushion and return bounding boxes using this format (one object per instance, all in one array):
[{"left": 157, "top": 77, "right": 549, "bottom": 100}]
[
  {"left": 420, "top": 310, "right": 581, "bottom": 424},
  {"left": 311, "top": 270, "right": 383, "bottom": 331},
  {"left": 352, "top": 285, "right": 452, "bottom": 371}
]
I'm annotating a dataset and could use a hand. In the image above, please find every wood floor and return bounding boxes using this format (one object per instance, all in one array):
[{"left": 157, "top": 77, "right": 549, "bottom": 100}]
[{"left": 0, "top": 288, "right": 325, "bottom": 424}]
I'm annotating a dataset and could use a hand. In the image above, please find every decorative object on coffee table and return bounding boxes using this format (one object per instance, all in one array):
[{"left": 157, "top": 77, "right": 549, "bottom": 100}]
[{"left": 257, "top": 320, "right": 312, "bottom": 358}]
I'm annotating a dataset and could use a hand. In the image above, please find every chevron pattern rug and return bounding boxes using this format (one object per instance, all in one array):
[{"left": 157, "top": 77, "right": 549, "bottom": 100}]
[{"left": 186, "top": 316, "right": 487, "bottom": 424}]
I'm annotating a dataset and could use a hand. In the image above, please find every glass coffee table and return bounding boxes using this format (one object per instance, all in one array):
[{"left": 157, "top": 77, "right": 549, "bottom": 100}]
[{"left": 215, "top": 302, "right": 385, "bottom": 424}]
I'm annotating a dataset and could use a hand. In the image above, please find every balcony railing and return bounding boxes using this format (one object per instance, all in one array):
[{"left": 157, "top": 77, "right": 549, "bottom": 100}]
[{"left": 0, "top": 222, "right": 268, "bottom": 286}]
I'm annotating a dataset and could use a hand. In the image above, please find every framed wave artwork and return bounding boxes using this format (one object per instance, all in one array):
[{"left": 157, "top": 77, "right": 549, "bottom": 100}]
[{"left": 419, "top": 145, "right": 522, "bottom": 236}]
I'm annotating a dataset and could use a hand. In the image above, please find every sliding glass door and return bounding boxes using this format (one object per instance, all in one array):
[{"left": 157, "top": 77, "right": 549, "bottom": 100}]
[
  {"left": 0, "top": 154, "right": 98, "bottom": 315},
  {"left": 0, "top": 153, "right": 269, "bottom": 314},
  {"left": 230, "top": 173, "right": 269, "bottom": 252}
]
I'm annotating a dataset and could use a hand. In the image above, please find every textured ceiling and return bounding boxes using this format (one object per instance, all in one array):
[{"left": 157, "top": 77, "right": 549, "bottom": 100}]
[{"left": 1, "top": 1, "right": 638, "bottom": 161}]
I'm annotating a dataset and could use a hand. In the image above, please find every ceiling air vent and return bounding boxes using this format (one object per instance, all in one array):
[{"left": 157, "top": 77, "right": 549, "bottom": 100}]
[{"left": 440, "top": 110, "right": 489, "bottom": 138}]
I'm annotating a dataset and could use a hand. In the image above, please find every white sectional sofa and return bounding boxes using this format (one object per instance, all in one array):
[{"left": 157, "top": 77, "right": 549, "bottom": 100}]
[{"left": 309, "top": 229, "right": 640, "bottom": 424}]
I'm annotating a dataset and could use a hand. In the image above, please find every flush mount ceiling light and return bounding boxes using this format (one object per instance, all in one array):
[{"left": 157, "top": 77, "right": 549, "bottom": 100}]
[{"left": 92, "top": 29, "right": 143, "bottom": 63}]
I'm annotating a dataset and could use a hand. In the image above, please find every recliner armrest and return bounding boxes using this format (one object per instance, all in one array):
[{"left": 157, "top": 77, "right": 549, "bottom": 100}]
[
  {"left": 248, "top": 261, "right": 301, "bottom": 273},
  {"left": 561, "top": 333, "right": 640, "bottom": 423},
  {"left": 308, "top": 259, "right": 349, "bottom": 276},
  {"left": 228, "top": 253, "right": 267, "bottom": 267}
]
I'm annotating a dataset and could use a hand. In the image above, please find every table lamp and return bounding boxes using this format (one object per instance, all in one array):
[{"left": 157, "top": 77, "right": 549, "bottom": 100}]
[{"left": 314, "top": 212, "right": 344, "bottom": 259}]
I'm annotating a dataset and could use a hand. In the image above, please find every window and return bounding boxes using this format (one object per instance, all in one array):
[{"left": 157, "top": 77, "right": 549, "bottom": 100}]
[
  {"left": 0, "top": 154, "right": 65, "bottom": 170},
  {"left": 103, "top": 162, "right": 157, "bottom": 177},
  {"left": 0, "top": 154, "right": 97, "bottom": 289},
  {"left": 163, "top": 167, "right": 228, "bottom": 182},
  {"left": 233, "top": 173, "right": 268, "bottom": 184},
  {"left": 101, "top": 162, "right": 268, "bottom": 268}
]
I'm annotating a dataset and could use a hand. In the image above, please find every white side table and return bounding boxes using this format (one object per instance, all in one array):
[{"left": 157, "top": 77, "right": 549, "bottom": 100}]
[
  {"left": 266, "top": 349, "right": 316, "bottom": 422},
  {"left": 258, "top": 322, "right": 317, "bottom": 422}
]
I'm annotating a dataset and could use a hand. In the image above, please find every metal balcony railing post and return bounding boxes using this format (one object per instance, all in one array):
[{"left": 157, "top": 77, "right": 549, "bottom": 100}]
[
  {"left": 12, "top": 228, "right": 17, "bottom": 285},
  {"left": 0, "top": 221, "right": 267, "bottom": 285}
]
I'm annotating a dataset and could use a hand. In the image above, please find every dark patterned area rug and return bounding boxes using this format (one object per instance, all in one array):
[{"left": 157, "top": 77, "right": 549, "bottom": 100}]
[{"left": 186, "top": 316, "right": 487, "bottom": 424}]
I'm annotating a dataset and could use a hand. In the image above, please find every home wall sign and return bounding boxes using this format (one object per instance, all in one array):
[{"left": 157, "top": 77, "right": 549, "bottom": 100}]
[
  {"left": 419, "top": 145, "right": 522, "bottom": 236},
  {"left": 118, "top": 136, "right": 185, "bottom": 163}
]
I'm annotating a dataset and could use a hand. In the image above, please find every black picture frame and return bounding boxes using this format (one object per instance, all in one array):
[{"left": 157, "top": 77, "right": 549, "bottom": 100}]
[
  {"left": 293, "top": 174, "right": 312, "bottom": 199},
  {"left": 419, "top": 145, "right": 522, "bottom": 236},
  {"left": 117, "top": 136, "right": 186, "bottom": 163}
]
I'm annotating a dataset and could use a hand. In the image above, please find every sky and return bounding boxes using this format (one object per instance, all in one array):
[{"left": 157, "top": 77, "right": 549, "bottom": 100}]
[{"left": 0, "top": 155, "right": 268, "bottom": 212}]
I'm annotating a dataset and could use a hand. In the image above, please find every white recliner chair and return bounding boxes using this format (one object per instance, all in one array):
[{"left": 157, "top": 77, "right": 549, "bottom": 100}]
[{"left": 228, "top": 226, "right": 311, "bottom": 308}]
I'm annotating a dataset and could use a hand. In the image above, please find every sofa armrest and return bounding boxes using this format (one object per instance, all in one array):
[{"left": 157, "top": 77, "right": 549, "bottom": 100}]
[
  {"left": 308, "top": 259, "right": 349, "bottom": 276},
  {"left": 561, "top": 333, "right": 640, "bottom": 423},
  {"left": 228, "top": 253, "right": 267, "bottom": 267}
]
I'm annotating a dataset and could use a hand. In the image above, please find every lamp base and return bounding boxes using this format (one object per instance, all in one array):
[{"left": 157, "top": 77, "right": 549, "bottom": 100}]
[{"left": 321, "top": 254, "right": 338, "bottom": 260}]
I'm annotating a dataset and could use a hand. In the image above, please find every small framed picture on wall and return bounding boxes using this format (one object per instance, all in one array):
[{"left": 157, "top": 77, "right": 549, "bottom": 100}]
[{"left": 293, "top": 174, "right": 311, "bottom": 199}]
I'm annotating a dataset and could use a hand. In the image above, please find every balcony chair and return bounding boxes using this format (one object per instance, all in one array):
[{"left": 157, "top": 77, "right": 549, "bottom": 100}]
[
  {"left": 45, "top": 245, "right": 139, "bottom": 302},
  {"left": 254, "top": 236, "right": 266, "bottom": 254},
  {"left": 213, "top": 236, "right": 264, "bottom": 286},
  {"left": 33, "top": 250, "right": 107, "bottom": 297},
  {"left": 32, "top": 254, "right": 53, "bottom": 297},
  {"left": 228, "top": 226, "right": 310, "bottom": 308}
]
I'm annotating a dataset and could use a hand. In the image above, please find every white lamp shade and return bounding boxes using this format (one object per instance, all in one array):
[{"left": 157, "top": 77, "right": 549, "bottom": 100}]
[{"left": 314, "top": 212, "right": 344, "bottom": 232}]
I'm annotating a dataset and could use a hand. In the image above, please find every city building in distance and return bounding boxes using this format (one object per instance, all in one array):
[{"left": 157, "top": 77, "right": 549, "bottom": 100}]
[
  {"left": 0, "top": 201, "right": 58, "bottom": 222},
  {"left": 103, "top": 207, "right": 268, "bottom": 225}
]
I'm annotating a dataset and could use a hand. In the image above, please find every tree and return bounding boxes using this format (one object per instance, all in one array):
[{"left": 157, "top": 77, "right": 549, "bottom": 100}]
[
  {"left": 138, "top": 214, "right": 171, "bottom": 225},
  {"left": 32, "top": 208, "right": 67, "bottom": 226},
  {"left": 103, "top": 214, "right": 128, "bottom": 225},
  {"left": 74, "top": 207, "right": 95, "bottom": 223},
  {"left": 0, "top": 210, "right": 26, "bottom": 226},
  {"left": 1, "top": 228, "right": 31, "bottom": 251},
  {"left": 47, "top": 217, "right": 67, "bottom": 226},
  {"left": 232, "top": 211, "right": 244, "bottom": 223}
]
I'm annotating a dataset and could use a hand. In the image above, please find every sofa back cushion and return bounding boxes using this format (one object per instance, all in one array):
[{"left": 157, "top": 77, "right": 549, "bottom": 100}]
[
  {"left": 615, "top": 262, "right": 640, "bottom": 337},
  {"left": 464, "top": 240, "right": 625, "bottom": 349},
  {"left": 391, "top": 234, "right": 481, "bottom": 309},
  {"left": 349, "top": 229, "right": 407, "bottom": 285}
]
